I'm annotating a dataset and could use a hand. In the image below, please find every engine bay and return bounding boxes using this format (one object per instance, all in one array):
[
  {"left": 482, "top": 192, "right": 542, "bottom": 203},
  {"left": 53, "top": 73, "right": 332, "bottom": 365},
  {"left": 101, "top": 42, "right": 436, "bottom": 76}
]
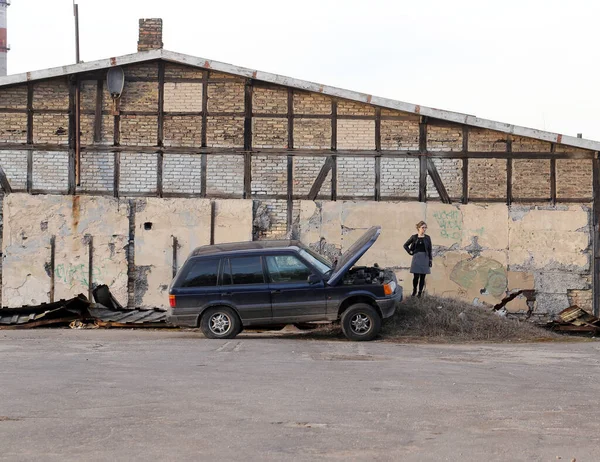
[{"left": 341, "top": 265, "right": 393, "bottom": 285}]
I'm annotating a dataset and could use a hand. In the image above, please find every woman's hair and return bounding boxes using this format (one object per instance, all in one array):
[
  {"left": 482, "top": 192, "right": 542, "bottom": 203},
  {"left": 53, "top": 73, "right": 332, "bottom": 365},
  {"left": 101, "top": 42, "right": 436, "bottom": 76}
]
[{"left": 416, "top": 221, "right": 427, "bottom": 230}]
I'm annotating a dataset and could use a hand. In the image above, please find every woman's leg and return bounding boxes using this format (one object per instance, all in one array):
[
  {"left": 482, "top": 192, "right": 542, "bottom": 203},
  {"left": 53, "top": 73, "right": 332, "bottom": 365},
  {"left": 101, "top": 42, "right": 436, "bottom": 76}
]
[
  {"left": 418, "top": 274, "right": 426, "bottom": 296},
  {"left": 412, "top": 274, "right": 419, "bottom": 296}
]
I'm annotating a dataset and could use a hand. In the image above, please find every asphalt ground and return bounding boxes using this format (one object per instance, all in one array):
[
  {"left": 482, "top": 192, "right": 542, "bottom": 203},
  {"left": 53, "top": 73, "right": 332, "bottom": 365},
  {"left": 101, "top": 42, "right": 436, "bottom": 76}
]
[{"left": 1, "top": 329, "right": 599, "bottom": 461}]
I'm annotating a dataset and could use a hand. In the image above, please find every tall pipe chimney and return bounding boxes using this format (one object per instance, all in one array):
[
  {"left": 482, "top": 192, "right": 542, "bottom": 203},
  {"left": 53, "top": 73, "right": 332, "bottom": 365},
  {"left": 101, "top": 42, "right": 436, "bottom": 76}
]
[{"left": 0, "top": 0, "right": 8, "bottom": 76}]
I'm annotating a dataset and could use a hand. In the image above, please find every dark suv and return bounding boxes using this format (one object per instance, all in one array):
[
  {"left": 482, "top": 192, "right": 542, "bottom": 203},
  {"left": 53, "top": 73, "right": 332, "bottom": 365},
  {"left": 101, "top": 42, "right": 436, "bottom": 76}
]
[{"left": 167, "top": 226, "right": 402, "bottom": 341}]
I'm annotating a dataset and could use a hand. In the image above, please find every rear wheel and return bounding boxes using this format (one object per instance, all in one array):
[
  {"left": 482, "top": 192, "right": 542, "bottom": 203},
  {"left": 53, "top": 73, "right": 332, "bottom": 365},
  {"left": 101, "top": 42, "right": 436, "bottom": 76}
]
[
  {"left": 341, "top": 303, "right": 381, "bottom": 341},
  {"left": 200, "top": 307, "right": 241, "bottom": 339}
]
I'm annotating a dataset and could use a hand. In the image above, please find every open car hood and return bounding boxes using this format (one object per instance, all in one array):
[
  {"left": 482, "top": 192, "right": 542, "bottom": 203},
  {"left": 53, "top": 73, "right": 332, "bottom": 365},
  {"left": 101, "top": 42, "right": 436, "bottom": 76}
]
[{"left": 326, "top": 226, "right": 381, "bottom": 286}]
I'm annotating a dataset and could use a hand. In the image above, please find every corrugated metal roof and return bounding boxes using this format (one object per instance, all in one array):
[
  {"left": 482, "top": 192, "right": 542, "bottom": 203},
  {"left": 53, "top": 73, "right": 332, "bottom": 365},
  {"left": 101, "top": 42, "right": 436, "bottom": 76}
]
[
  {"left": 0, "top": 49, "right": 597, "bottom": 152},
  {"left": 88, "top": 306, "right": 167, "bottom": 324},
  {"left": 0, "top": 296, "right": 89, "bottom": 326}
]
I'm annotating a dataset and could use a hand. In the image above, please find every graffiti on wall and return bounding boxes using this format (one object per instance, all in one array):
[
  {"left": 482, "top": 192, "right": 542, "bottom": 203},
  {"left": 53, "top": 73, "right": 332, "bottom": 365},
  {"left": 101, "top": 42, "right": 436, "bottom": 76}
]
[
  {"left": 449, "top": 257, "right": 507, "bottom": 297},
  {"left": 55, "top": 263, "right": 102, "bottom": 288},
  {"left": 432, "top": 210, "right": 462, "bottom": 240}
]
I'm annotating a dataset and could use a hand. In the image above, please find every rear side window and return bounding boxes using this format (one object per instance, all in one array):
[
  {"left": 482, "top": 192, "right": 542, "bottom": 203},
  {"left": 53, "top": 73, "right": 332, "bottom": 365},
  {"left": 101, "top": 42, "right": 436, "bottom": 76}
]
[
  {"left": 223, "top": 256, "right": 265, "bottom": 285},
  {"left": 180, "top": 259, "right": 219, "bottom": 287}
]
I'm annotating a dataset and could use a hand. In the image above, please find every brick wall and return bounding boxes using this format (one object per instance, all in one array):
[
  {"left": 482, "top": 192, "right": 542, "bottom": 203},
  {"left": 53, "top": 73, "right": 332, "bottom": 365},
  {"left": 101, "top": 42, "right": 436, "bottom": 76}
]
[
  {"left": 163, "top": 115, "right": 202, "bottom": 147},
  {"left": 469, "top": 158, "right": 507, "bottom": 199},
  {"left": 124, "top": 63, "right": 158, "bottom": 79},
  {"left": 79, "top": 152, "right": 114, "bottom": 193},
  {"left": 0, "top": 113, "right": 27, "bottom": 143},
  {"left": 380, "top": 158, "right": 419, "bottom": 197},
  {"left": 252, "top": 155, "right": 287, "bottom": 195},
  {"left": 32, "top": 80, "right": 69, "bottom": 110},
  {"left": 255, "top": 199, "right": 288, "bottom": 239},
  {"left": 294, "top": 119, "right": 331, "bottom": 149},
  {"left": 512, "top": 136, "right": 551, "bottom": 152},
  {"left": 164, "top": 82, "right": 202, "bottom": 112},
  {"left": 119, "top": 153, "right": 158, "bottom": 194},
  {"left": 428, "top": 125, "right": 462, "bottom": 152},
  {"left": 206, "top": 154, "right": 244, "bottom": 196},
  {"left": 381, "top": 120, "right": 419, "bottom": 150},
  {"left": 293, "top": 156, "right": 332, "bottom": 198},
  {"left": 556, "top": 159, "right": 593, "bottom": 199},
  {"left": 512, "top": 159, "right": 551, "bottom": 199},
  {"left": 468, "top": 128, "right": 508, "bottom": 152},
  {"left": 32, "top": 151, "right": 69, "bottom": 192},
  {"left": 0, "top": 85, "right": 27, "bottom": 108},
  {"left": 293, "top": 93, "right": 331, "bottom": 114},
  {"left": 163, "top": 154, "right": 203, "bottom": 194},
  {"left": 0, "top": 150, "right": 28, "bottom": 190},
  {"left": 121, "top": 82, "right": 158, "bottom": 112},
  {"left": 207, "top": 82, "right": 244, "bottom": 112},
  {"left": 337, "top": 120, "right": 375, "bottom": 150},
  {"left": 337, "top": 157, "right": 375, "bottom": 197},
  {"left": 253, "top": 87, "right": 287, "bottom": 114},
  {"left": 120, "top": 116, "right": 158, "bottom": 146},
  {"left": 253, "top": 118, "right": 287, "bottom": 148},
  {"left": 33, "top": 114, "right": 69, "bottom": 145},
  {"left": 206, "top": 116, "right": 244, "bottom": 147},
  {"left": 337, "top": 100, "right": 374, "bottom": 116},
  {"left": 426, "top": 158, "right": 462, "bottom": 199},
  {"left": 165, "top": 64, "right": 205, "bottom": 79}
]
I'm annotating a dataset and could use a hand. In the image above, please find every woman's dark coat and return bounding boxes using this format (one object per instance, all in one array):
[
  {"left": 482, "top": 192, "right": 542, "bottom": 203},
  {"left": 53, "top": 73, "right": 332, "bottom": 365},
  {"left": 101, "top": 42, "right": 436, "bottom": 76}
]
[{"left": 403, "top": 234, "right": 432, "bottom": 265}]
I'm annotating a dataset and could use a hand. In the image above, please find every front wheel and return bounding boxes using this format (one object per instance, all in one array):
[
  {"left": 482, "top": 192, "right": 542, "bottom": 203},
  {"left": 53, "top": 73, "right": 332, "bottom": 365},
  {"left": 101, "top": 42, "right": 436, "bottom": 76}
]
[
  {"left": 200, "top": 307, "right": 241, "bottom": 339},
  {"left": 341, "top": 303, "right": 381, "bottom": 341}
]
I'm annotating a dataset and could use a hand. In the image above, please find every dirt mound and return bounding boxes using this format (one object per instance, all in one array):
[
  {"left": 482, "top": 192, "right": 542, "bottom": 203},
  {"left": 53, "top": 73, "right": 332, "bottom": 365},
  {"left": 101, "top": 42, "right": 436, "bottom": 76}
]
[{"left": 381, "top": 295, "right": 560, "bottom": 343}]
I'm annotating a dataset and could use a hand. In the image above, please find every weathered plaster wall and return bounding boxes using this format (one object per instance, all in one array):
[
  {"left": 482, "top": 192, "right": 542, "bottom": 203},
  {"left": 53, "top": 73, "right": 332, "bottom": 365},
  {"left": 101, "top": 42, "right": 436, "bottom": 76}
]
[
  {"left": 2, "top": 194, "right": 129, "bottom": 307},
  {"left": 298, "top": 200, "right": 591, "bottom": 317},
  {"left": 2, "top": 195, "right": 252, "bottom": 309}
]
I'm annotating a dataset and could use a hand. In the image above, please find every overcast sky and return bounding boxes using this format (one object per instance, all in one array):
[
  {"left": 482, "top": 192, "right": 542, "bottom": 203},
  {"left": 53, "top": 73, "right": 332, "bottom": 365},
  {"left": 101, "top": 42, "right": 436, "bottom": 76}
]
[{"left": 6, "top": 0, "right": 600, "bottom": 141}]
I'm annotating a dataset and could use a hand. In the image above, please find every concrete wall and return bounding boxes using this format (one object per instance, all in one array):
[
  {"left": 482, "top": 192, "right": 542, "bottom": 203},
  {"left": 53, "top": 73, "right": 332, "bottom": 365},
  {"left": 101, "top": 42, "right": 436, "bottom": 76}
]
[
  {"left": 298, "top": 200, "right": 592, "bottom": 317},
  {"left": 2, "top": 194, "right": 252, "bottom": 309}
]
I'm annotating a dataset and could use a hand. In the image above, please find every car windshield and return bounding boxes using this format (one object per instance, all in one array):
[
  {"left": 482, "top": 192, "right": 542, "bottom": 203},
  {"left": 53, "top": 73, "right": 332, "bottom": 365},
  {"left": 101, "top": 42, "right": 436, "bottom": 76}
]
[{"left": 299, "top": 248, "right": 332, "bottom": 275}]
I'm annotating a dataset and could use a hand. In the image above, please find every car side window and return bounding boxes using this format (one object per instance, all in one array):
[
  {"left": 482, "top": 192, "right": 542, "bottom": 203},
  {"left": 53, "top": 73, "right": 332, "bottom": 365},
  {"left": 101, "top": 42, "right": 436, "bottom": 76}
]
[
  {"left": 228, "top": 256, "right": 265, "bottom": 285},
  {"left": 266, "top": 255, "right": 312, "bottom": 283},
  {"left": 180, "top": 259, "right": 219, "bottom": 287}
]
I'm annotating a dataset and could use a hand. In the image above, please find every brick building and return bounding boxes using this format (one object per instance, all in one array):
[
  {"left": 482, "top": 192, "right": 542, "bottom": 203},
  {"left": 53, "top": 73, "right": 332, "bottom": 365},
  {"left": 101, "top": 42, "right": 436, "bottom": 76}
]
[{"left": 0, "top": 19, "right": 598, "bottom": 315}]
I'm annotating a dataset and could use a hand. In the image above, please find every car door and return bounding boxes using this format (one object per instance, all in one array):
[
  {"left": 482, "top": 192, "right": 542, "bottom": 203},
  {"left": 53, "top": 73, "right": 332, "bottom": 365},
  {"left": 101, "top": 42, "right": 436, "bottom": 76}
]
[
  {"left": 220, "top": 255, "right": 272, "bottom": 324},
  {"left": 265, "top": 253, "right": 327, "bottom": 322}
]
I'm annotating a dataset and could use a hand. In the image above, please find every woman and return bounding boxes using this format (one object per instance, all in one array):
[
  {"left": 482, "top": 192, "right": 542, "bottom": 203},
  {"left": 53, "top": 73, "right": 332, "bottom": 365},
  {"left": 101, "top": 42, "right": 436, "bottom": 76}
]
[{"left": 403, "top": 221, "right": 432, "bottom": 297}]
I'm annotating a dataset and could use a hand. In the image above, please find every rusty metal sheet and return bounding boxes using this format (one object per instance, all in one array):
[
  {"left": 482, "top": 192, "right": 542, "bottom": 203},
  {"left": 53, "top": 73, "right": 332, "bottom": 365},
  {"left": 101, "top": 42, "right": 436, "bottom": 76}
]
[
  {"left": 88, "top": 305, "right": 168, "bottom": 324},
  {"left": 0, "top": 296, "right": 90, "bottom": 327}
]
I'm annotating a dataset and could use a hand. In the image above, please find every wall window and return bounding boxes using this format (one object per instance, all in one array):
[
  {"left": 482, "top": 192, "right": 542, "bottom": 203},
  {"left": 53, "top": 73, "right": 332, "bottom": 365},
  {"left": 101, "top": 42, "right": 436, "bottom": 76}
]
[{"left": 266, "top": 255, "right": 312, "bottom": 283}]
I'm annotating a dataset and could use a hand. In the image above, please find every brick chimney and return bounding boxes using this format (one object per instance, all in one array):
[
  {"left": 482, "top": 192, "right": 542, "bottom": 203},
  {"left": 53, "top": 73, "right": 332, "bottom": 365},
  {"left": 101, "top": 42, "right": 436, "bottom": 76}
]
[{"left": 138, "top": 18, "right": 163, "bottom": 52}]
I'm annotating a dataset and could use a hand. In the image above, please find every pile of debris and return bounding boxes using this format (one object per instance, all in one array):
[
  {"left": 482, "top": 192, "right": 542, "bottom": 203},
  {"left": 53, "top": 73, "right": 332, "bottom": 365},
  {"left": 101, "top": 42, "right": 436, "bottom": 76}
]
[
  {"left": 0, "top": 285, "right": 169, "bottom": 329},
  {"left": 547, "top": 305, "right": 600, "bottom": 333}
]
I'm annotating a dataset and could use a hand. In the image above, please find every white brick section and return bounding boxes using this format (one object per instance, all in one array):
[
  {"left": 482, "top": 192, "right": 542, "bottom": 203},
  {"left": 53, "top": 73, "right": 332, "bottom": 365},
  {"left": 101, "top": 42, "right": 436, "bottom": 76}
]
[
  {"left": 164, "top": 82, "right": 203, "bottom": 112},
  {"left": 206, "top": 154, "right": 244, "bottom": 196},
  {"left": 426, "top": 158, "right": 463, "bottom": 199},
  {"left": 80, "top": 151, "right": 114, "bottom": 192},
  {"left": 337, "top": 120, "right": 375, "bottom": 150},
  {"left": 337, "top": 157, "right": 375, "bottom": 197},
  {"left": 119, "top": 153, "right": 158, "bottom": 194},
  {"left": 32, "top": 151, "right": 69, "bottom": 192},
  {"left": 0, "top": 150, "right": 28, "bottom": 190},
  {"left": 163, "top": 154, "right": 203, "bottom": 194},
  {"left": 251, "top": 155, "right": 287, "bottom": 196},
  {"left": 293, "top": 156, "right": 332, "bottom": 198},
  {"left": 381, "top": 158, "right": 419, "bottom": 197}
]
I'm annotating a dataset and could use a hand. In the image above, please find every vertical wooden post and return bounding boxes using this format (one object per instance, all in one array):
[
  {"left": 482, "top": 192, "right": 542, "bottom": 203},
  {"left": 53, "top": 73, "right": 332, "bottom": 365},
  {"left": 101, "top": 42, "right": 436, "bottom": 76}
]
[
  {"left": 157, "top": 151, "right": 163, "bottom": 198},
  {"left": 157, "top": 61, "right": 165, "bottom": 147},
  {"left": 94, "top": 79, "right": 103, "bottom": 143},
  {"left": 201, "top": 70, "right": 208, "bottom": 148},
  {"left": 462, "top": 126, "right": 469, "bottom": 204},
  {"left": 418, "top": 118, "right": 427, "bottom": 202},
  {"left": 87, "top": 235, "right": 94, "bottom": 302},
  {"left": 49, "top": 235, "right": 56, "bottom": 303},
  {"left": 287, "top": 88, "right": 294, "bottom": 150},
  {"left": 75, "top": 77, "right": 81, "bottom": 187},
  {"left": 331, "top": 100, "right": 337, "bottom": 201},
  {"left": 113, "top": 151, "right": 120, "bottom": 198},
  {"left": 26, "top": 82, "right": 33, "bottom": 145},
  {"left": 68, "top": 78, "right": 76, "bottom": 194},
  {"left": 287, "top": 155, "right": 293, "bottom": 234},
  {"left": 200, "top": 152, "right": 207, "bottom": 197},
  {"left": 593, "top": 153, "right": 600, "bottom": 316},
  {"left": 243, "top": 80, "right": 253, "bottom": 199},
  {"left": 550, "top": 143, "right": 557, "bottom": 205},
  {"left": 172, "top": 236, "right": 178, "bottom": 278},
  {"left": 506, "top": 135, "right": 513, "bottom": 206},
  {"left": 375, "top": 108, "right": 381, "bottom": 201}
]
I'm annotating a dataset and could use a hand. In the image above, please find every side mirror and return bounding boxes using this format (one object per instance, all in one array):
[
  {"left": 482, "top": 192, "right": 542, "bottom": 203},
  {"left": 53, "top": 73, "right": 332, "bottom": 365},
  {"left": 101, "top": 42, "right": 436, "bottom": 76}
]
[{"left": 307, "top": 274, "right": 321, "bottom": 285}]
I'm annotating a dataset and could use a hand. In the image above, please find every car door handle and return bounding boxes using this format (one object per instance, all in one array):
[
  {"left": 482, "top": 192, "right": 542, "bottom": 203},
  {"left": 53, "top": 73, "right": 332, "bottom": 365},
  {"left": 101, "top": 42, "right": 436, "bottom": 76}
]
[
  {"left": 222, "top": 292, "right": 233, "bottom": 296},
  {"left": 271, "top": 290, "right": 282, "bottom": 294}
]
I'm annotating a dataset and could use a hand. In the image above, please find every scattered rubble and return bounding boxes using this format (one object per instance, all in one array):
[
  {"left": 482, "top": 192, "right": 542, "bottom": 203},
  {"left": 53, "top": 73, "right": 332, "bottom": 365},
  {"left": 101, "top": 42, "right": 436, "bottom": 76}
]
[{"left": 547, "top": 305, "right": 600, "bottom": 333}]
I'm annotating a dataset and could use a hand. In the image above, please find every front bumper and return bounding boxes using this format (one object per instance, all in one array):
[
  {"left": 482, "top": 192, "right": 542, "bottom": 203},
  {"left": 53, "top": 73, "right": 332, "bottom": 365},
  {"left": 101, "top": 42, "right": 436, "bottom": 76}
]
[{"left": 376, "top": 288, "right": 403, "bottom": 319}]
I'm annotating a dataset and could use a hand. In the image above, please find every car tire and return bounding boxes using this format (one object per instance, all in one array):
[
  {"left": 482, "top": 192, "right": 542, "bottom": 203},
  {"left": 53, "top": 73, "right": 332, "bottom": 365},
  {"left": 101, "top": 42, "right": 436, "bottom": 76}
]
[
  {"left": 341, "top": 303, "right": 381, "bottom": 341},
  {"left": 200, "top": 307, "right": 241, "bottom": 339}
]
